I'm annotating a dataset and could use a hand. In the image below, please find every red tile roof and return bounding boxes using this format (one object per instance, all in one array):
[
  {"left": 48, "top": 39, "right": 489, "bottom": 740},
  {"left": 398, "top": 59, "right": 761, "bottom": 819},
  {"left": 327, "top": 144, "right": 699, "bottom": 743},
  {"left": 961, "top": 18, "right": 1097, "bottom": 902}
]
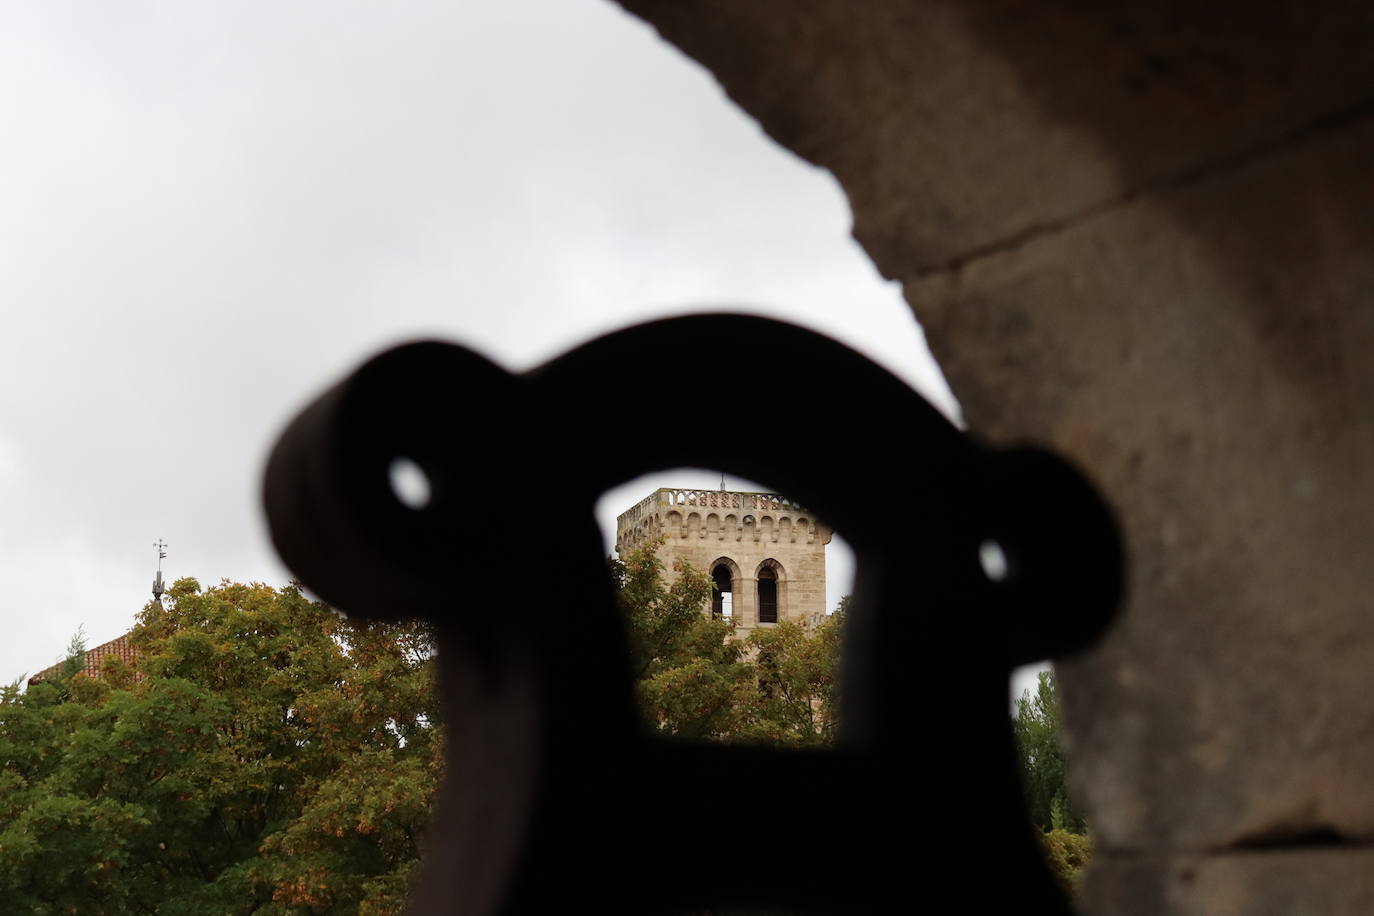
[{"left": 28, "top": 631, "right": 141, "bottom": 686}]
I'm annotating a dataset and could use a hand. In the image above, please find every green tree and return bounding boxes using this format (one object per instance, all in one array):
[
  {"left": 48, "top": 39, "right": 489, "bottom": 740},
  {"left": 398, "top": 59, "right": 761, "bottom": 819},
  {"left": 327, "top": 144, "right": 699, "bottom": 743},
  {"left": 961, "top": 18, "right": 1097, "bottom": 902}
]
[
  {"left": 1012, "top": 669, "right": 1087, "bottom": 835},
  {"left": 612, "top": 542, "right": 756, "bottom": 740},
  {"left": 739, "top": 611, "right": 844, "bottom": 747},
  {"left": 613, "top": 541, "right": 845, "bottom": 747},
  {"left": 57, "top": 626, "right": 88, "bottom": 681},
  {"left": 1039, "top": 828, "right": 1092, "bottom": 899},
  {"left": 0, "top": 579, "right": 440, "bottom": 914},
  {"left": 1, "top": 551, "right": 846, "bottom": 913}
]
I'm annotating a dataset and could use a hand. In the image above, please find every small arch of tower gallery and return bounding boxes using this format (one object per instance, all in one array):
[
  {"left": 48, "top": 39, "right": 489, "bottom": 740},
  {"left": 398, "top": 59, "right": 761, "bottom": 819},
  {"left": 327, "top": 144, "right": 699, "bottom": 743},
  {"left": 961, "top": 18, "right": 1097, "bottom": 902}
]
[{"left": 615, "top": 487, "right": 832, "bottom": 635}]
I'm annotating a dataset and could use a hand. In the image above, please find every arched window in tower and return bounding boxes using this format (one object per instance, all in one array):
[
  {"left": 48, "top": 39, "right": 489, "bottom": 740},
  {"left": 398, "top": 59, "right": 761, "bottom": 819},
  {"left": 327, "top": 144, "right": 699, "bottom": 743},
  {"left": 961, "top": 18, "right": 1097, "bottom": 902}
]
[
  {"left": 757, "top": 566, "right": 778, "bottom": 623},
  {"left": 711, "top": 564, "right": 734, "bottom": 618}
]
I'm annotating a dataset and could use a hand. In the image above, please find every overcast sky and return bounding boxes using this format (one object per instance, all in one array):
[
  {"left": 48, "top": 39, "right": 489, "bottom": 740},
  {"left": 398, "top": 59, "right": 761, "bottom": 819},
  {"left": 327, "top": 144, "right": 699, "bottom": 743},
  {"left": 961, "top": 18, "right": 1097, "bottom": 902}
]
[{"left": 0, "top": 1, "right": 1055, "bottom": 700}]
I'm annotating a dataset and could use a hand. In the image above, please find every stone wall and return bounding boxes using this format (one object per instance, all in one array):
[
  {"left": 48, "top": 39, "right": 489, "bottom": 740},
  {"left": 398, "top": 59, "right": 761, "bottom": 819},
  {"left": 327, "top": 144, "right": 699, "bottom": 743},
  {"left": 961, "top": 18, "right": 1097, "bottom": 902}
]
[{"left": 613, "top": 3, "right": 1374, "bottom": 912}]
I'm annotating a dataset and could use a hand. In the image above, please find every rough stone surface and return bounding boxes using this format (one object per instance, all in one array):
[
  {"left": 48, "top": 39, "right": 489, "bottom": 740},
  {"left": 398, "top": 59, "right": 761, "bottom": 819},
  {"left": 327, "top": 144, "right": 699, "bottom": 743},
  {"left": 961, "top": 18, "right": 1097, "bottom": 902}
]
[
  {"left": 613, "top": 1, "right": 1374, "bottom": 912},
  {"left": 1088, "top": 848, "right": 1374, "bottom": 916},
  {"left": 909, "top": 116, "right": 1374, "bottom": 853}
]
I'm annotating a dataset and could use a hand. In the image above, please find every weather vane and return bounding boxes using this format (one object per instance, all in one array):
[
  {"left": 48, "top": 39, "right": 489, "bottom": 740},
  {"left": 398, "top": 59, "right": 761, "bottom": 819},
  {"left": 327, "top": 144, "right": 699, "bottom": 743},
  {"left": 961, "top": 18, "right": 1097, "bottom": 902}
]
[{"left": 152, "top": 539, "right": 167, "bottom": 603}]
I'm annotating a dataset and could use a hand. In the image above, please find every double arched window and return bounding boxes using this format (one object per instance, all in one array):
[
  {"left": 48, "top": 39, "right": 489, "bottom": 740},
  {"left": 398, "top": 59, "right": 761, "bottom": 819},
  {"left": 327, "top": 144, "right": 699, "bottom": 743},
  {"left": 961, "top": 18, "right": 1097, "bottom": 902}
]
[{"left": 707, "top": 558, "right": 784, "bottom": 624}]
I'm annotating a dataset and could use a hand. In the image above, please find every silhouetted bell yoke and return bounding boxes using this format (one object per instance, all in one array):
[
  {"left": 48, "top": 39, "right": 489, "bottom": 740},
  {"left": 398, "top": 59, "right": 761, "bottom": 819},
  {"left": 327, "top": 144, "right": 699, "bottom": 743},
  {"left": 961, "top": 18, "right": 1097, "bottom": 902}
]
[{"left": 262, "top": 315, "right": 1123, "bottom": 915}]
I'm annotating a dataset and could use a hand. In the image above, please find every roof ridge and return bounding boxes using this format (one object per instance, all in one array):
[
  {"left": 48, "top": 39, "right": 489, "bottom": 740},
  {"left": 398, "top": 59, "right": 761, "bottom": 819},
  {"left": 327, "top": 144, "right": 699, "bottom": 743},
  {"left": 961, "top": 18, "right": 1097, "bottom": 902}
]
[{"left": 27, "top": 628, "right": 140, "bottom": 685}]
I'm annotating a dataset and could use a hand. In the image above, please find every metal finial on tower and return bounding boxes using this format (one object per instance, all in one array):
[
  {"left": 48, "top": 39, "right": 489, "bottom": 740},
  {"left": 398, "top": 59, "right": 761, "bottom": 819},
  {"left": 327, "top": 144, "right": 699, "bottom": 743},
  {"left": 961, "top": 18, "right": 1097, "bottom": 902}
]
[
  {"left": 151, "top": 539, "right": 167, "bottom": 603},
  {"left": 719, "top": 472, "right": 726, "bottom": 491}
]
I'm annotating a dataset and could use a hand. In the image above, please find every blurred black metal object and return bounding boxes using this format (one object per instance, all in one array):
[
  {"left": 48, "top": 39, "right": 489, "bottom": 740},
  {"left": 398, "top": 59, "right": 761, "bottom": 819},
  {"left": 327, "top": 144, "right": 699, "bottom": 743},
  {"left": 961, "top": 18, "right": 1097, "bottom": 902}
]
[{"left": 262, "top": 315, "right": 1123, "bottom": 915}]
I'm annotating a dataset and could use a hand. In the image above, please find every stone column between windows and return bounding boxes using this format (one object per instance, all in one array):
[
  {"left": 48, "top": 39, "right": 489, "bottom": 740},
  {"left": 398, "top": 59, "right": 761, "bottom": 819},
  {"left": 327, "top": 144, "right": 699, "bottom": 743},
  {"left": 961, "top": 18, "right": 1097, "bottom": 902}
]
[{"left": 736, "top": 573, "right": 756, "bottom": 630}]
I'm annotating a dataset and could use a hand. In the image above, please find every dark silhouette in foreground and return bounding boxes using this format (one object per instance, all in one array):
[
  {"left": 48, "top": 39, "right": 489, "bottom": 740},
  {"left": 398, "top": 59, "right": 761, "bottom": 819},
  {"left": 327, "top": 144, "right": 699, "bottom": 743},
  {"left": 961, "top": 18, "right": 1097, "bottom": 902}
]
[{"left": 263, "top": 315, "right": 1123, "bottom": 915}]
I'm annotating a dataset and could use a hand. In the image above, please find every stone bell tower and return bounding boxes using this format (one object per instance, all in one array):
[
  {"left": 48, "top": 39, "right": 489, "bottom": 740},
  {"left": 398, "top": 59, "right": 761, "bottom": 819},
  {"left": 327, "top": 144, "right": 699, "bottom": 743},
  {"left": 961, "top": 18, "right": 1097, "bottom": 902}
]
[{"left": 615, "top": 487, "right": 833, "bottom": 636}]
